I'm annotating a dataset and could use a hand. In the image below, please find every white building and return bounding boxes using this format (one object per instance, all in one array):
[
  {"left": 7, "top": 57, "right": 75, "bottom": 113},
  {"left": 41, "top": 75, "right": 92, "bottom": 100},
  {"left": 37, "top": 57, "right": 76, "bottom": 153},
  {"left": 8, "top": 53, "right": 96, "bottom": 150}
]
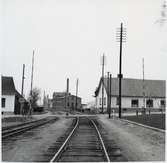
[
  {"left": 94, "top": 77, "right": 166, "bottom": 113},
  {"left": 1, "top": 76, "right": 24, "bottom": 114}
]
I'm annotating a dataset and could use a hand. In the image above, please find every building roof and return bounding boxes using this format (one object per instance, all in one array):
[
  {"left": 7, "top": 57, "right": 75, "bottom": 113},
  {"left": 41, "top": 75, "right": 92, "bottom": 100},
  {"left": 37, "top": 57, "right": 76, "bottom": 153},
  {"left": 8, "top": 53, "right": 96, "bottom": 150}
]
[
  {"left": 15, "top": 90, "right": 24, "bottom": 98},
  {"left": 2, "top": 76, "right": 16, "bottom": 95},
  {"left": 95, "top": 77, "right": 166, "bottom": 98},
  {"left": 53, "top": 92, "right": 81, "bottom": 99},
  {"left": 53, "top": 92, "right": 71, "bottom": 97}
]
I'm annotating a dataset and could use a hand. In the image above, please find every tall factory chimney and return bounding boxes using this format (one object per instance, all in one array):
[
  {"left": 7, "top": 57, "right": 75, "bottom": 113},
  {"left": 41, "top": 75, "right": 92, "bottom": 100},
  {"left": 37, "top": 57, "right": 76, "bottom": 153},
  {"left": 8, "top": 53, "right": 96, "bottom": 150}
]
[{"left": 67, "top": 78, "right": 69, "bottom": 93}]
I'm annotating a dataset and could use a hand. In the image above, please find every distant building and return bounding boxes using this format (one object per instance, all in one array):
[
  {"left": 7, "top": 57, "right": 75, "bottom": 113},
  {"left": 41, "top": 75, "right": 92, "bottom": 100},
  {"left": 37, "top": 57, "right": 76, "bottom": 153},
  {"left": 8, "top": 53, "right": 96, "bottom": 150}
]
[
  {"left": 82, "top": 104, "right": 87, "bottom": 110},
  {"left": 43, "top": 93, "right": 53, "bottom": 109},
  {"left": 1, "top": 76, "right": 26, "bottom": 114},
  {"left": 48, "top": 98, "right": 53, "bottom": 108},
  {"left": 94, "top": 77, "right": 166, "bottom": 113},
  {"left": 43, "top": 93, "right": 48, "bottom": 108},
  {"left": 52, "top": 92, "right": 82, "bottom": 111},
  {"left": 81, "top": 101, "right": 97, "bottom": 113}
]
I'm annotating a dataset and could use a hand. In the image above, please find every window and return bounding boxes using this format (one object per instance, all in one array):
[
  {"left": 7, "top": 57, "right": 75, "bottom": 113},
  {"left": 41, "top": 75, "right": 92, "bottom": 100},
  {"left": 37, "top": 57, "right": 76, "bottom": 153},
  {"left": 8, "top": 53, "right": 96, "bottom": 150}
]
[
  {"left": 99, "top": 98, "right": 106, "bottom": 106},
  {"left": 116, "top": 97, "right": 119, "bottom": 105},
  {"left": 146, "top": 99, "right": 153, "bottom": 107},
  {"left": 160, "top": 100, "right": 165, "bottom": 107},
  {"left": 131, "top": 99, "right": 139, "bottom": 107},
  {"left": 104, "top": 97, "right": 106, "bottom": 105},
  {"left": 99, "top": 98, "right": 102, "bottom": 105},
  {"left": 1, "top": 98, "right": 6, "bottom": 108}
]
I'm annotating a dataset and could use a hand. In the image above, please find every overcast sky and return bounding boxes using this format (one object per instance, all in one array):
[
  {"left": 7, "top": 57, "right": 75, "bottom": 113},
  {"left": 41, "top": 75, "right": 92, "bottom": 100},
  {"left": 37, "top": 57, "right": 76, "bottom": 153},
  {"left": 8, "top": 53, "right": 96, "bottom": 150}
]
[{"left": 1, "top": 0, "right": 167, "bottom": 103}]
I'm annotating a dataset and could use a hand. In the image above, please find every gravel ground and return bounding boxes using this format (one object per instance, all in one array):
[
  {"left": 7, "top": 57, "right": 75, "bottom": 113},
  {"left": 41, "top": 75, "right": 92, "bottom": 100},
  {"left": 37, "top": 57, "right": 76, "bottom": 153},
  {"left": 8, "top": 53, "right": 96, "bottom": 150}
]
[
  {"left": 98, "top": 115, "right": 165, "bottom": 161},
  {"left": 2, "top": 117, "right": 74, "bottom": 162}
]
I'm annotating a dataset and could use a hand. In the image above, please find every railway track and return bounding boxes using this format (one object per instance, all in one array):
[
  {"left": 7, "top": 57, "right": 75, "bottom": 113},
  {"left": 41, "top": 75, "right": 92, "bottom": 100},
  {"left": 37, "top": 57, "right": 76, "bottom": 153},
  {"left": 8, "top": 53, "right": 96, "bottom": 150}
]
[
  {"left": 49, "top": 117, "right": 110, "bottom": 162},
  {"left": 2, "top": 117, "right": 58, "bottom": 139}
]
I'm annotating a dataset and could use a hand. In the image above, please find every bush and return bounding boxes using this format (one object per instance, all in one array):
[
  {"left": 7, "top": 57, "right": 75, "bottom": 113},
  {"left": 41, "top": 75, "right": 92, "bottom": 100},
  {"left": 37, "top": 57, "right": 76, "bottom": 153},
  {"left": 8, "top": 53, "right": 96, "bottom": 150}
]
[{"left": 33, "top": 106, "right": 44, "bottom": 112}]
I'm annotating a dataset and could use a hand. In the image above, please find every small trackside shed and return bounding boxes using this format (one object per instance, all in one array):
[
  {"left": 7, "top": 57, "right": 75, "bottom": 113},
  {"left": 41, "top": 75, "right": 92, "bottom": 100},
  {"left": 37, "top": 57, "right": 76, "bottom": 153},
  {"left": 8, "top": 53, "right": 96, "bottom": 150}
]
[{"left": 1, "top": 76, "right": 25, "bottom": 114}]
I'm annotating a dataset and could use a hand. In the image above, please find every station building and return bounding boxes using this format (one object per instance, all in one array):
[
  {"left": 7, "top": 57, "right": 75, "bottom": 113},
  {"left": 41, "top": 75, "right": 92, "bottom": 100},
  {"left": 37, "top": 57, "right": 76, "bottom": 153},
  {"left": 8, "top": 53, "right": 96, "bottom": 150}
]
[
  {"left": 1, "top": 76, "right": 26, "bottom": 114},
  {"left": 52, "top": 92, "right": 82, "bottom": 111},
  {"left": 94, "top": 77, "right": 166, "bottom": 113}
]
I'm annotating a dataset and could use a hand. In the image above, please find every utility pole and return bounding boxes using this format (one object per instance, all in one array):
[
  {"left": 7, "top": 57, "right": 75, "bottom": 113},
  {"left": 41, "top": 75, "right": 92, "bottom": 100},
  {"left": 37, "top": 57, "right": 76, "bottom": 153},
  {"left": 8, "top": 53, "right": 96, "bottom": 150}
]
[
  {"left": 30, "top": 50, "right": 35, "bottom": 95},
  {"left": 67, "top": 78, "right": 69, "bottom": 110},
  {"left": 29, "top": 50, "right": 35, "bottom": 116},
  {"left": 101, "top": 54, "right": 105, "bottom": 114},
  {"left": 107, "top": 72, "right": 110, "bottom": 117},
  {"left": 21, "top": 64, "right": 25, "bottom": 96},
  {"left": 116, "top": 23, "right": 126, "bottom": 118},
  {"left": 142, "top": 58, "right": 146, "bottom": 114},
  {"left": 20, "top": 64, "right": 25, "bottom": 115},
  {"left": 109, "top": 73, "right": 112, "bottom": 118},
  {"left": 65, "top": 78, "right": 69, "bottom": 110},
  {"left": 75, "top": 78, "right": 79, "bottom": 110}
]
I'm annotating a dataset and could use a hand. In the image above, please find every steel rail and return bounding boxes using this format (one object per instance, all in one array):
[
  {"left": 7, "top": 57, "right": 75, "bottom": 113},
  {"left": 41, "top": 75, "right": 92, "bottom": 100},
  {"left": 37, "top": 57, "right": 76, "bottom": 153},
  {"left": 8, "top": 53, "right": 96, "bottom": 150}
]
[
  {"left": 49, "top": 117, "right": 79, "bottom": 163},
  {"left": 91, "top": 119, "right": 111, "bottom": 162},
  {"left": 2, "top": 118, "right": 57, "bottom": 139}
]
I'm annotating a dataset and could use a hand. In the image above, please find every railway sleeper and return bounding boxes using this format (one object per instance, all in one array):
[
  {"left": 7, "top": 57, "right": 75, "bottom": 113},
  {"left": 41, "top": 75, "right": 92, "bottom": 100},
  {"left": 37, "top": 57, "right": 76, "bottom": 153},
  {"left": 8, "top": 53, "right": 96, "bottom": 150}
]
[
  {"left": 67, "top": 145, "right": 102, "bottom": 150},
  {"left": 58, "top": 155, "right": 105, "bottom": 162},
  {"left": 61, "top": 151, "right": 104, "bottom": 157}
]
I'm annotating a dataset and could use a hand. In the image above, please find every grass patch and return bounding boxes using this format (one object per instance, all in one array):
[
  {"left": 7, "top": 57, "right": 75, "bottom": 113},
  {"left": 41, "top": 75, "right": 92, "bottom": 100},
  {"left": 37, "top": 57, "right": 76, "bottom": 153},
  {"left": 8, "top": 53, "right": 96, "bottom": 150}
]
[
  {"left": 2, "top": 116, "right": 34, "bottom": 123},
  {"left": 123, "top": 114, "right": 165, "bottom": 130}
]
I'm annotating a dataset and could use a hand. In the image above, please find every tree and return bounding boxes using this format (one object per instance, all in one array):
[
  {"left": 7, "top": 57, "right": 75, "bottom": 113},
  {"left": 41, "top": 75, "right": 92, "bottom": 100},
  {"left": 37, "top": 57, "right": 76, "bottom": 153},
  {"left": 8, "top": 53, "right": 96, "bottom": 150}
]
[{"left": 28, "top": 87, "right": 41, "bottom": 113}]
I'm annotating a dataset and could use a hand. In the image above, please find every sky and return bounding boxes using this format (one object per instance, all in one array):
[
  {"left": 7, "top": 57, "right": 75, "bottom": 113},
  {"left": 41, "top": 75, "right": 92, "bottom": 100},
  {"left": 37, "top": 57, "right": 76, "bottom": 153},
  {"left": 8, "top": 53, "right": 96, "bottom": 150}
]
[{"left": 1, "top": 0, "right": 167, "bottom": 103}]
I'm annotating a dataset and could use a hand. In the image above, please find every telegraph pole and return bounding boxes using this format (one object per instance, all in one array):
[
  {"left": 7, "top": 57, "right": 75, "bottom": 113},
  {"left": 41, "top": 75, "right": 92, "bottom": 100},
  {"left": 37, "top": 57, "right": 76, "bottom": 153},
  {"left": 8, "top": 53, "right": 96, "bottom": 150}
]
[
  {"left": 118, "top": 23, "right": 123, "bottom": 119},
  {"left": 75, "top": 78, "right": 79, "bottom": 110},
  {"left": 21, "top": 64, "right": 25, "bottom": 96},
  {"left": 107, "top": 72, "right": 110, "bottom": 118},
  {"left": 67, "top": 78, "right": 69, "bottom": 110},
  {"left": 20, "top": 64, "right": 25, "bottom": 115},
  {"left": 29, "top": 50, "right": 35, "bottom": 115},
  {"left": 109, "top": 73, "right": 112, "bottom": 118},
  {"left": 116, "top": 23, "right": 126, "bottom": 118},
  {"left": 101, "top": 54, "right": 105, "bottom": 114},
  {"left": 65, "top": 78, "right": 69, "bottom": 110},
  {"left": 30, "top": 50, "right": 35, "bottom": 95},
  {"left": 142, "top": 58, "right": 146, "bottom": 114}
]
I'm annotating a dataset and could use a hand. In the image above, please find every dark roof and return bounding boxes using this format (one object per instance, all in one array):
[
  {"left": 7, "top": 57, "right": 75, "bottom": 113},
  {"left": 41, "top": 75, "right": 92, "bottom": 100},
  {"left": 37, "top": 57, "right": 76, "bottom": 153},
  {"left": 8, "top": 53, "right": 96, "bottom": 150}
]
[
  {"left": 95, "top": 77, "right": 166, "bottom": 98},
  {"left": 2, "top": 76, "right": 16, "bottom": 95},
  {"left": 15, "top": 90, "right": 24, "bottom": 99}
]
